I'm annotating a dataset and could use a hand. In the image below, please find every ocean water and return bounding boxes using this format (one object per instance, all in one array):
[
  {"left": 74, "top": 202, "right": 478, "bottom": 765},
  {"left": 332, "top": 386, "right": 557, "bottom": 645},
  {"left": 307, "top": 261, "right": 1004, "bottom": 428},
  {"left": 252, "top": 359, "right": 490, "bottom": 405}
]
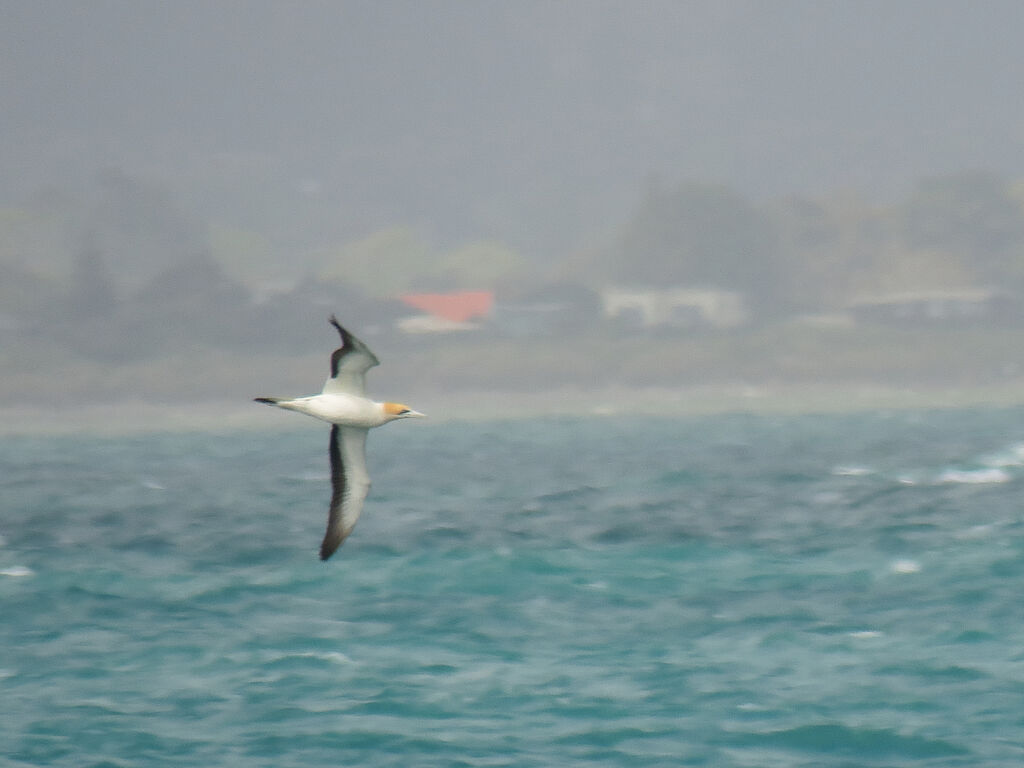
[{"left": 4, "top": 408, "right": 1024, "bottom": 767}]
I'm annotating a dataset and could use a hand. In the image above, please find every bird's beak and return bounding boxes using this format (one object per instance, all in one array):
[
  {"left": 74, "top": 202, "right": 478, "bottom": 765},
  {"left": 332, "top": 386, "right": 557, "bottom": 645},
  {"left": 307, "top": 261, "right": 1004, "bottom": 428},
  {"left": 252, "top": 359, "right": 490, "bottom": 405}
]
[{"left": 406, "top": 410, "right": 426, "bottom": 418}]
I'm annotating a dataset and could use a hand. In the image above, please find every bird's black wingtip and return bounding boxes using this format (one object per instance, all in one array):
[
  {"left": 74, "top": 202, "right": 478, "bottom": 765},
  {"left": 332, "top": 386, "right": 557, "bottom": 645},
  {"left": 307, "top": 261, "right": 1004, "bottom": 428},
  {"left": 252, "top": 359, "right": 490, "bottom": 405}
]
[{"left": 319, "top": 532, "right": 343, "bottom": 561}]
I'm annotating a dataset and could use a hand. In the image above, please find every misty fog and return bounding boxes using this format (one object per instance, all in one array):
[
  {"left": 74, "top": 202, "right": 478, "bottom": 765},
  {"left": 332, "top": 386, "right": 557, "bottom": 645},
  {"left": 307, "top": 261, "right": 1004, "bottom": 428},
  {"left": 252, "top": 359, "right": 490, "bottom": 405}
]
[{"left": 4, "top": 0, "right": 1024, "bottom": 430}]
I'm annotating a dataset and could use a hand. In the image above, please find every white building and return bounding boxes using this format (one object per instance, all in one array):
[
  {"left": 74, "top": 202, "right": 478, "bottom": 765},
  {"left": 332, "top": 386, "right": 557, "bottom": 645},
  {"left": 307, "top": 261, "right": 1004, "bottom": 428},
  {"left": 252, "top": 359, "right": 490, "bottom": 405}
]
[{"left": 602, "top": 287, "right": 748, "bottom": 330}]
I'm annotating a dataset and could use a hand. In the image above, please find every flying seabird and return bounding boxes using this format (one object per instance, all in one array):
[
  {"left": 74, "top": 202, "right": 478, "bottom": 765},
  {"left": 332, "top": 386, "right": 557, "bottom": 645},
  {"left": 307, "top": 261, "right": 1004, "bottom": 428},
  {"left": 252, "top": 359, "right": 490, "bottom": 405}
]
[{"left": 255, "top": 316, "right": 424, "bottom": 559}]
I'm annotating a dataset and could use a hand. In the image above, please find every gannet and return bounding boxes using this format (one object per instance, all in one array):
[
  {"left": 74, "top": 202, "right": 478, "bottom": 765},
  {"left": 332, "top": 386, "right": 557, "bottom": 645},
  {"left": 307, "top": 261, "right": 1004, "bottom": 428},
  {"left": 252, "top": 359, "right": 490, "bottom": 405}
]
[{"left": 255, "top": 316, "right": 424, "bottom": 559}]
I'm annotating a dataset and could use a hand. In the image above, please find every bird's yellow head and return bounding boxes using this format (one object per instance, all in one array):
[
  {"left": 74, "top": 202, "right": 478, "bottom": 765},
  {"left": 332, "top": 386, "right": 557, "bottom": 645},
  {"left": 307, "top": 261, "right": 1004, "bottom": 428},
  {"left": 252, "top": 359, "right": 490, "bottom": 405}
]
[{"left": 383, "top": 402, "right": 426, "bottom": 421}]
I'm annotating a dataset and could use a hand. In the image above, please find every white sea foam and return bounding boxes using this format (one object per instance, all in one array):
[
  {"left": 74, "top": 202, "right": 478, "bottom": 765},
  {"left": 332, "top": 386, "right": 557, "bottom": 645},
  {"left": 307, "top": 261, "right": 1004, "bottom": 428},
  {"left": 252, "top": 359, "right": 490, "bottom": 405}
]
[
  {"left": 0, "top": 565, "right": 33, "bottom": 577},
  {"left": 308, "top": 651, "right": 353, "bottom": 665},
  {"left": 849, "top": 630, "right": 883, "bottom": 638},
  {"left": 832, "top": 465, "right": 873, "bottom": 477},
  {"left": 937, "top": 468, "right": 1010, "bottom": 485},
  {"left": 891, "top": 559, "right": 921, "bottom": 574}
]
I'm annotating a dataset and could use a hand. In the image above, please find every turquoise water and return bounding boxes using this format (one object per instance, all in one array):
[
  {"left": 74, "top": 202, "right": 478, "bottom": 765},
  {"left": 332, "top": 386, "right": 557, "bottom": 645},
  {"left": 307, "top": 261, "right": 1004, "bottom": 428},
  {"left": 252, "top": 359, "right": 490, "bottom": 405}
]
[{"left": 4, "top": 409, "right": 1024, "bottom": 766}]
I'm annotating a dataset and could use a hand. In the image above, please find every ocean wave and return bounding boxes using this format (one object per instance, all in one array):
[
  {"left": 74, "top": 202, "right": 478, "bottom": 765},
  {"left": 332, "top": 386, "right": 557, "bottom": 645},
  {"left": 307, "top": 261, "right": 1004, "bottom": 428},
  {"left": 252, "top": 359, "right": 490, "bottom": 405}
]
[
  {"left": 263, "top": 650, "right": 355, "bottom": 666},
  {"left": 283, "top": 471, "right": 330, "bottom": 483},
  {"left": 532, "top": 485, "right": 601, "bottom": 504},
  {"left": 877, "top": 661, "right": 989, "bottom": 681},
  {"left": 955, "top": 522, "right": 1001, "bottom": 540},
  {"left": 732, "top": 723, "right": 969, "bottom": 758},
  {"left": 981, "top": 442, "right": 1024, "bottom": 467}
]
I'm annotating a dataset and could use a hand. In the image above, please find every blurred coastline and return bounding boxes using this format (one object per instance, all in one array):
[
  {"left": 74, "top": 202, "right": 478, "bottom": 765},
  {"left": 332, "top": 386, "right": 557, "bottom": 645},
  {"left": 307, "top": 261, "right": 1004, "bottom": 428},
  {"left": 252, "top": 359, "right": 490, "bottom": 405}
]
[
  {"left": 8, "top": 383, "right": 1024, "bottom": 437},
  {"left": 9, "top": 323, "right": 1024, "bottom": 435}
]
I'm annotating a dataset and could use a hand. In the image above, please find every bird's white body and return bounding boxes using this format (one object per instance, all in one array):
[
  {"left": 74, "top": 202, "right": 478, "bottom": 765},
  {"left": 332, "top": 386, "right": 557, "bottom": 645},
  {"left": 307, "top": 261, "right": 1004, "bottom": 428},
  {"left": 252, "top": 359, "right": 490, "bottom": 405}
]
[
  {"left": 274, "top": 393, "right": 394, "bottom": 429},
  {"left": 254, "top": 316, "right": 423, "bottom": 559}
]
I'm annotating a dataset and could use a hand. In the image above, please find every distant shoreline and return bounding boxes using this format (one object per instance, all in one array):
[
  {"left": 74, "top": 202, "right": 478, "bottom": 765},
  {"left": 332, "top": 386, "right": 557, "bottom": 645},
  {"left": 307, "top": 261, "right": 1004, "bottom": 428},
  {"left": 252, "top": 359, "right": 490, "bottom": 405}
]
[
  {"left": 6, "top": 382, "right": 1024, "bottom": 436},
  {"left": 9, "top": 324, "right": 1024, "bottom": 435}
]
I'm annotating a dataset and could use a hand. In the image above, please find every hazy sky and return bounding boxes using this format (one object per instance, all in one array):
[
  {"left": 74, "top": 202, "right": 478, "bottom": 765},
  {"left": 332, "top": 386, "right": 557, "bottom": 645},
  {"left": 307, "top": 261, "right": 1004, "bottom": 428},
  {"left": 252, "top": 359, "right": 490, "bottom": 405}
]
[{"left": 3, "top": 0, "right": 1024, "bottom": 257}]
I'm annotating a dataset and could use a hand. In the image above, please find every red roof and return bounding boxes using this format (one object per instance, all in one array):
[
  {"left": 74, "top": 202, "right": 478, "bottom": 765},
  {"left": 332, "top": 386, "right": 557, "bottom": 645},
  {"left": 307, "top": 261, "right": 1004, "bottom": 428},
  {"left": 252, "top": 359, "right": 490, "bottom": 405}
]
[{"left": 399, "top": 291, "right": 494, "bottom": 323}]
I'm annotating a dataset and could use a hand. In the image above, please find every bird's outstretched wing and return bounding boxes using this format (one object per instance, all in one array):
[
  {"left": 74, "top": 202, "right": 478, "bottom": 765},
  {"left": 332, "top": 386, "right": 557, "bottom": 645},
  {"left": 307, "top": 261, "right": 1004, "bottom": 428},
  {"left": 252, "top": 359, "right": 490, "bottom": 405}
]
[
  {"left": 321, "top": 315, "right": 380, "bottom": 396},
  {"left": 320, "top": 425, "right": 372, "bottom": 560}
]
